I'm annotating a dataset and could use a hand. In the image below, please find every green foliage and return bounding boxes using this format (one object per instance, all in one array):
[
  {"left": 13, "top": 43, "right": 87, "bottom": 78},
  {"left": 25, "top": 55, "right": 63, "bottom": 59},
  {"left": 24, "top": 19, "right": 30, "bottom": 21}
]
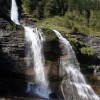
[
  {"left": 71, "top": 27, "right": 78, "bottom": 34},
  {"left": 38, "top": 16, "right": 67, "bottom": 33},
  {"left": 44, "top": 0, "right": 58, "bottom": 17},
  {"left": 80, "top": 47, "right": 96, "bottom": 56},
  {"left": 22, "top": 0, "right": 32, "bottom": 14},
  {"left": 68, "top": 36, "right": 87, "bottom": 52},
  {"left": 34, "top": 1, "right": 44, "bottom": 19},
  {"left": 68, "top": 37, "right": 78, "bottom": 44},
  {"left": 6, "top": 23, "right": 23, "bottom": 31},
  {"left": 65, "top": 10, "right": 100, "bottom": 36},
  {"left": 89, "top": 10, "right": 100, "bottom": 32},
  {"left": 6, "top": 23, "right": 17, "bottom": 31},
  {"left": 69, "top": 38, "right": 86, "bottom": 47},
  {"left": 44, "top": 0, "right": 68, "bottom": 16},
  {"left": 22, "top": 0, "right": 68, "bottom": 17},
  {"left": 42, "top": 28, "right": 56, "bottom": 41},
  {"left": 0, "top": 0, "right": 100, "bottom": 37},
  {"left": 89, "top": 65, "right": 100, "bottom": 70}
]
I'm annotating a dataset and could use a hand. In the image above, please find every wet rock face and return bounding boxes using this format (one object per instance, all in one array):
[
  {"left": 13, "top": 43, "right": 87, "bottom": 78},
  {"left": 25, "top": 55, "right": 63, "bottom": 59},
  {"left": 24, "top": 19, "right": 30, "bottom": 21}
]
[
  {"left": 0, "top": 19, "right": 25, "bottom": 71},
  {"left": 0, "top": 19, "right": 27, "bottom": 96},
  {"left": 73, "top": 34, "right": 100, "bottom": 96},
  {"left": 74, "top": 35, "right": 100, "bottom": 59},
  {"left": 72, "top": 34, "right": 100, "bottom": 71}
]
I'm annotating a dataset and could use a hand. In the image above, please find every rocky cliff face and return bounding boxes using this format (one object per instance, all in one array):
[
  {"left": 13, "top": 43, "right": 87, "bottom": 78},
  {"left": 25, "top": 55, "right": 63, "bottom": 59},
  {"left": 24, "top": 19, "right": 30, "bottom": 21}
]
[
  {"left": 73, "top": 34, "right": 100, "bottom": 96},
  {"left": 0, "top": 18, "right": 100, "bottom": 99},
  {"left": 0, "top": 18, "right": 27, "bottom": 96},
  {"left": 74, "top": 34, "right": 100, "bottom": 59}
]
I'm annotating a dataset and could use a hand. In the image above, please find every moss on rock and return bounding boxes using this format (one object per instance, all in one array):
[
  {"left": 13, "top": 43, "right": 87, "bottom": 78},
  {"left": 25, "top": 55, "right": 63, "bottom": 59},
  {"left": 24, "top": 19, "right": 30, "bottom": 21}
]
[{"left": 42, "top": 28, "right": 57, "bottom": 41}]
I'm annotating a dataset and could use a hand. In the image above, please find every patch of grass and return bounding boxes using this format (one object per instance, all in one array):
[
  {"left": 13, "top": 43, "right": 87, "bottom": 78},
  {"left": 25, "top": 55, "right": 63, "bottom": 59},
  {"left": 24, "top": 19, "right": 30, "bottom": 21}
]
[
  {"left": 37, "top": 16, "right": 70, "bottom": 33},
  {"left": 35, "top": 10, "right": 100, "bottom": 37}
]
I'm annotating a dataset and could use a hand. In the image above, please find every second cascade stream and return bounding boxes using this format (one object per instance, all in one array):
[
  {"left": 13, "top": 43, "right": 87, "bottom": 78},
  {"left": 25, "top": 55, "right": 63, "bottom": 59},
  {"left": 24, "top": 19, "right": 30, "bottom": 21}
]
[{"left": 53, "top": 30, "right": 99, "bottom": 100}]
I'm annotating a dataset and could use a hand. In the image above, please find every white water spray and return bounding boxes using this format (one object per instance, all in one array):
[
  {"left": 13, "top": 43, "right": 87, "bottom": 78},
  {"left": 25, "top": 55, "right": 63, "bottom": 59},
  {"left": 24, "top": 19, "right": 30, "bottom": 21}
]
[
  {"left": 11, "top": 0, "right": 20, "bottom": 25},
  {"left": 53, "top": 30, "right": 99, "bottom": 100},
  {"left": 24, "top": 26, "right": 50, "bottom": 98}
]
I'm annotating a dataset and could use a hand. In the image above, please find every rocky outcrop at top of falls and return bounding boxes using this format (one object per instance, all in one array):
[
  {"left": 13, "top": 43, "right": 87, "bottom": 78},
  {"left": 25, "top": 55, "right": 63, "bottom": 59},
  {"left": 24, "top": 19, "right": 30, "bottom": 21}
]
[{"left": 0, "top": 18, "right": 100, "bottom": 99}]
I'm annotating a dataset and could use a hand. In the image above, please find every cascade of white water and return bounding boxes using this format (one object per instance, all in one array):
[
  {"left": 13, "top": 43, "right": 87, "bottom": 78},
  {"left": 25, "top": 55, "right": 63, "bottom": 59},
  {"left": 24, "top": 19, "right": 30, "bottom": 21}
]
[
  {"left": 24, "top": 26, "right": 50, "bottom": 98},
  {"left": 53, "top": 30, "right": 99, "bottom": 100},
  {"left": 10, "top": 0, "right": 50, "bottom": 98},
  {"left": 11, "top": 0, "right": 20, "bottom": 25}
]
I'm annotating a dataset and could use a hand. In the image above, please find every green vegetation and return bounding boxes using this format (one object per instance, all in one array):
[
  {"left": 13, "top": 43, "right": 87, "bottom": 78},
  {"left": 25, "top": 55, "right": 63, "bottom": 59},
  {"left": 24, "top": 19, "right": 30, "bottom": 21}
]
[
  {"left": 0, "top": 0, "right": 100, "bottom": 36},
  {"left": 68, "top": 37, "right": 86, "bottom": 47},
  {"left": 67, "top": 36, "right": 87, "bottom": 52},
  {"left": 80, "top": 47, "right": 96, "bottom": 56},
  {"left": 6, "top": 23, "right": 23, "bottom": 31},
  {"left": 22, "top": 0, "right": 68, "bottom": 17},
  {"left": 89, "top": 65, "right": 100, "bottom": 70},
  {"left": 20, "top": 0, "right": 100, "bottom": 36},
  {"left": 37, "top": 10, "right": 100, "bottom": 36},
  {"left": 37, "top": 16, "right": 68, "bottom": 33},
  {"left": 42, "top": 28, "right": 57, "bottom": 41}
]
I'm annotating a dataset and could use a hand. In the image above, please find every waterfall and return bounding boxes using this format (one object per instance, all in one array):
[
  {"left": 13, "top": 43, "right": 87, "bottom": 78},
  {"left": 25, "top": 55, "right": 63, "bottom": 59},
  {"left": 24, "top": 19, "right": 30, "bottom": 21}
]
[
  {"left": 10, "top": 0, "right": 100, "bottom": 99},
  {"left": 24, "top": 26, "right": 50, "bottom": 98},
  {"left": 11, "top": 0, "right": 20, "bottom": 25},
  {"left": 10, "top": 0, "right": 50, "bottom": 98},
  {"left": 53, "top": 30, "right": 99, "bottom": 100}
]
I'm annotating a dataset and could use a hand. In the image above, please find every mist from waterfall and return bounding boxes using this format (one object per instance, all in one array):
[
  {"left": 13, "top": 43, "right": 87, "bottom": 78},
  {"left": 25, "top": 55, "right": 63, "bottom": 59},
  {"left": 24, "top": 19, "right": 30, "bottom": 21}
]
[
  {"left": 11, "top": 0, "right": 20, "bottom": 25},
  {"left": 10, "top": 0, "right": 50, "bottom": 98},
  {"left": 53, "top": 30, "right": 99, "bottom": 100}
]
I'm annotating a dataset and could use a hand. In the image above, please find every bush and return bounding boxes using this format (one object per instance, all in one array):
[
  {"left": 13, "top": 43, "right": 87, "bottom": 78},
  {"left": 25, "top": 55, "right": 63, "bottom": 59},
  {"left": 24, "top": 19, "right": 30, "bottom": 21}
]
[
  {"left": 80, "top": 47, "right": 96, "bottom": 56},
  {"left": 71, "top": 27, "right": 78, "bottom": 34}
]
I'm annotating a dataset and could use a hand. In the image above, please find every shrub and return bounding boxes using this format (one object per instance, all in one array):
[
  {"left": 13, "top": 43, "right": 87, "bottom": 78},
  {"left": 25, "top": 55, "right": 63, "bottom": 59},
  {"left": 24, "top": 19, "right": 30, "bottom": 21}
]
[
  {"left": 71, "top": 27, "right": 78, "bottom": 34},
  {"left": 80, "top": 47, "right": 96, "bottom": 56}
]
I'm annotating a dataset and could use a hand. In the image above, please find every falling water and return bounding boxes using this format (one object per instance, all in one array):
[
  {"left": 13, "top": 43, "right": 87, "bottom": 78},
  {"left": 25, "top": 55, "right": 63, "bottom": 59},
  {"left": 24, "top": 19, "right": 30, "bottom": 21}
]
[
  {"left": 11, "top": 0, "right": 20, "bottom": 25},
  {"left": 10, "top": 0, "right": 50, "bottom": 98},
  {"left": 53, "top": 30, "right": 99, "bottom": 100},
  {"left": 24, "top": 26, "right": 50, "bottom": 98}
]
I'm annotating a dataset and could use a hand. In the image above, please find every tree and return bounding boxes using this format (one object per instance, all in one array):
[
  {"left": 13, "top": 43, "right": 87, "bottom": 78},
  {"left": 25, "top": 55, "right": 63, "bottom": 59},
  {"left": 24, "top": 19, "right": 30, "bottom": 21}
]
[
  {"left": 44, "top": 0, "right": 58, "bottom": 17},
  {"left": 56, "top": 0, "right": 68, "bottom": 15},
  {"left": 22, "top": 0, "right": 38, "bottom": 14},
  {"left": 34, "top": 1, "right": 45, "bottom": 19}
]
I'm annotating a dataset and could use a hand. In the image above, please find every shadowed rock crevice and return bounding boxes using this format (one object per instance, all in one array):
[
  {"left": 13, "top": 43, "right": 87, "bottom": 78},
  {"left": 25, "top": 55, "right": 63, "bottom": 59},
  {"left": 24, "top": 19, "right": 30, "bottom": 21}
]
[{"left": 0, "top": 49, "right": 27, "bottom": 96}]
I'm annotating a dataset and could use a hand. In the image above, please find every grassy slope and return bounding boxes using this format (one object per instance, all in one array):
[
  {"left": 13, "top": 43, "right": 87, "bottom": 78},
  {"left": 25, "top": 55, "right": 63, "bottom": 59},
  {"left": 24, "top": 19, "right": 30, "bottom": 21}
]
[{"left": 35, "top": 11, "right": 100, "bottom": 37}]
